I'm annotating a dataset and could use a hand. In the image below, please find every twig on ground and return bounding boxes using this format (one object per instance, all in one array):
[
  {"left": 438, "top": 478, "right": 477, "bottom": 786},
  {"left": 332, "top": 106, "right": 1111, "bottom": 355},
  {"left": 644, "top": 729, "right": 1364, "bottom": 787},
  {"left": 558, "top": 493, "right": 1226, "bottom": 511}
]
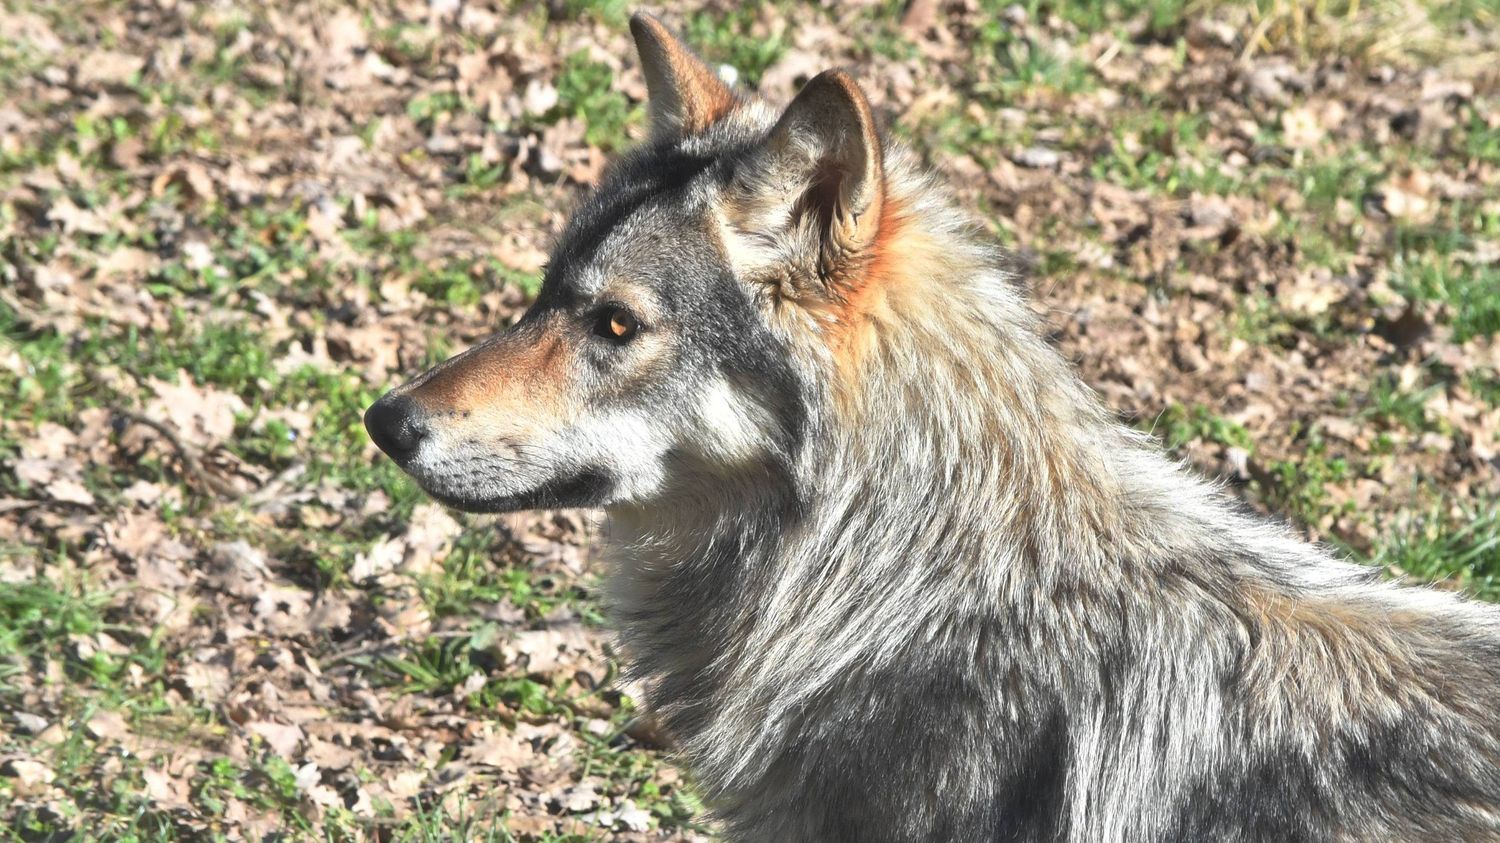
[
  {"left": 113, "top": 408, "right": 239, "bottom": 499},
  {"left": 323, "top": 629, "right": 477, "bottom": 666}
]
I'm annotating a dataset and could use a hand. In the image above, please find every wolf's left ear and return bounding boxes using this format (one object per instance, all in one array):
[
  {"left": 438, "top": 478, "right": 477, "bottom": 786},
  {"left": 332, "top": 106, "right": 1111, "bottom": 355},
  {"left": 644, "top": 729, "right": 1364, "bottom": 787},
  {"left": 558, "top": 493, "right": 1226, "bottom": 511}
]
[
  {"left": 745, "top": 70, "right": 885, "bottom": 283},
  {"left": 630, "top": 13, "right": 736, "bottom": 142}
]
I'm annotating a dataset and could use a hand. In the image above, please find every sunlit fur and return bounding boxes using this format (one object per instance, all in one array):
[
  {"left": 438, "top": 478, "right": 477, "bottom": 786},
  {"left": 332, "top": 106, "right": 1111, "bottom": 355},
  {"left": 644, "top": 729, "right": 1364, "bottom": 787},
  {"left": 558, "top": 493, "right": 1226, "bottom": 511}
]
[
  {"left": 602, "top": 46, "right": 1500, "bottom": 843},
  {"left": 369, "top": 18, "right": 1500, "bottom": 842},
  {"left": 602, "top": 122, "right": 1500, "bottom": 841}
]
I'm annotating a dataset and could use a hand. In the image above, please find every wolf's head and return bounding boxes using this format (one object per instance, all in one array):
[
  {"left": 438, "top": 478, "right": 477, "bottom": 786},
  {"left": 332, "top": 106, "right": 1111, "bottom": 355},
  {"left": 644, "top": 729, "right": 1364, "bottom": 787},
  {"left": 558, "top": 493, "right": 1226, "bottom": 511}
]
[{"left": 365, "top": 14, "right": 951, "bottom": 513}]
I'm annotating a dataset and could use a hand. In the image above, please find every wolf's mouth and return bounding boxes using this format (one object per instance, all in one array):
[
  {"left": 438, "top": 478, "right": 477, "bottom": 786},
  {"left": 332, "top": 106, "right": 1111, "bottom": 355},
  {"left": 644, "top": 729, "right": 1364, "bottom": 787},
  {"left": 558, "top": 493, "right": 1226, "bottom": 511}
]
[{"left": 421, "top": 469, "right": 615, "bottom": 514}]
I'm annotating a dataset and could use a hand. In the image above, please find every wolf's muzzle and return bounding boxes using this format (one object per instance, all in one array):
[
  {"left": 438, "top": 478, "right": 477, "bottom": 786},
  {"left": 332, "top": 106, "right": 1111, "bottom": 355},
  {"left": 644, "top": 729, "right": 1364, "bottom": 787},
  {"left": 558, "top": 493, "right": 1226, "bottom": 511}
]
[{"left": 364, "top": 394, "right": 429, "bottom": 464}]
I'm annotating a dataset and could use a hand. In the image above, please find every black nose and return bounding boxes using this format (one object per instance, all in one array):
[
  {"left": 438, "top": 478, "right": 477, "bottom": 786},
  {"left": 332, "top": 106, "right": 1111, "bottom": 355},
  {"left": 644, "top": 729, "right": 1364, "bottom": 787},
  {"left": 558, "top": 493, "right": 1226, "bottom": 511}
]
[{"left": 364, "top": 394, "right": 428, "bottom": 462}]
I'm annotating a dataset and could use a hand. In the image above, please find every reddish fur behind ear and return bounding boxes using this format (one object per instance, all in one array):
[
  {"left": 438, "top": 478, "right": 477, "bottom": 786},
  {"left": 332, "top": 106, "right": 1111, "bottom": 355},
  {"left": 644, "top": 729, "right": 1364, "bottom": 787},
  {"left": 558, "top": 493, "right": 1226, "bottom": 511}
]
[
  {"left": 831, "top": 189, "right": 903, "bottom": 313},
  {"left": 827, "top": 190, "right": 913, "bottom": 360},
  {"left": 630, "top": 13, "right": 736, "bottom": 140},
  {"left": 824, "top": 188, "right": 981, "bottom": 376}
]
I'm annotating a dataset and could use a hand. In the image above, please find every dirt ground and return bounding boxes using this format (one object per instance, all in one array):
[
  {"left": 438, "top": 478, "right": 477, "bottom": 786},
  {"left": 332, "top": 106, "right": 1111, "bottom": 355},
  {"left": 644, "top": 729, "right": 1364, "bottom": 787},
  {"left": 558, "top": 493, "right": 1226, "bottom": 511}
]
[{"left": 1, "top": 0, "right": 1497, "bottom": 839}]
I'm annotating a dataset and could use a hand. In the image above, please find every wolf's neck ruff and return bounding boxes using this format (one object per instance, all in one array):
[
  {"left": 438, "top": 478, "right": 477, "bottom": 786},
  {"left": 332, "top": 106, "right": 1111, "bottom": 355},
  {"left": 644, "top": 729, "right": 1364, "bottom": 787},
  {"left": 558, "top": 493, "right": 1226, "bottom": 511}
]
[{"left": 605, "top": 136, "right": 1160, "bottom": 775}]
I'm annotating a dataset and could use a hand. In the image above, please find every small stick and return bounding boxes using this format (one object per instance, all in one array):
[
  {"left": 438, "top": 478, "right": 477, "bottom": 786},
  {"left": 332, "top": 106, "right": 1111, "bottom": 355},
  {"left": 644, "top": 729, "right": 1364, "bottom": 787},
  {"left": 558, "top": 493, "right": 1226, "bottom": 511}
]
[
  {"left": 323, "top": 630, "right": 476, "bottom": 666},
  {"left": 113, "top": 408, "right": 238, "bottom": 499}
]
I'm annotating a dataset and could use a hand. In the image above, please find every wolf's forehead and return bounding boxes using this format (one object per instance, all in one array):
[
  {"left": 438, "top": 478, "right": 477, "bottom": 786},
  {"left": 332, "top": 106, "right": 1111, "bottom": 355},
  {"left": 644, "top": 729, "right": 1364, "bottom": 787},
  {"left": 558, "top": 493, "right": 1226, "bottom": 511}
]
[{"left": 563, "top": 174, "right": 726, "bottom": 296}]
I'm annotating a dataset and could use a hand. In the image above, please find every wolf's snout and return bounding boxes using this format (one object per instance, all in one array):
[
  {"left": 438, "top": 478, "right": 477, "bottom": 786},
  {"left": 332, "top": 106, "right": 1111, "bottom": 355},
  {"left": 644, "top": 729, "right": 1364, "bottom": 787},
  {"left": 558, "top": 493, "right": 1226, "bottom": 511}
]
[{"left": 364, "top": 394, "right": 429, "bottom": 462}]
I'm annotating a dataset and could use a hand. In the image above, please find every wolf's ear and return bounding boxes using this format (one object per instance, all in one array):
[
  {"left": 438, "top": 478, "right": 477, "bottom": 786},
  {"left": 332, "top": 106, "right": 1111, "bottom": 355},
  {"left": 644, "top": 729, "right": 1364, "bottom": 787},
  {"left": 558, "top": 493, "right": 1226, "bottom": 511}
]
[
  {"left": 630, "top": 13, "right": 735, "bottom": 142},
  {"left": 744, "top": 70, "right": 885, "bottom": 284}
]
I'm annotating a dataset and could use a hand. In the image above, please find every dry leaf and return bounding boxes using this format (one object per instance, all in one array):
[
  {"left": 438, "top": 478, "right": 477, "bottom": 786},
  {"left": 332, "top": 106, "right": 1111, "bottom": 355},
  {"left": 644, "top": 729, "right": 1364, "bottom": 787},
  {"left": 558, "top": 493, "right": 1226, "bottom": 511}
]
[
  {"left": 3, "top": 759, "right": 56, "bottom": 788},
  {"left": 75, "top": 51, "right": 145, "bottom": 86},
  {"left": 146, "top": 372, "right": 248, "bottom": 449},
  {"left": 247, "top": 721, "right": 305, "bottom": 759},
  {"left": 86, "top": 710, "right": 131, "bottom": 741},
  {"left": 350, "top": 536, "right": 403, "bottom": 582}
]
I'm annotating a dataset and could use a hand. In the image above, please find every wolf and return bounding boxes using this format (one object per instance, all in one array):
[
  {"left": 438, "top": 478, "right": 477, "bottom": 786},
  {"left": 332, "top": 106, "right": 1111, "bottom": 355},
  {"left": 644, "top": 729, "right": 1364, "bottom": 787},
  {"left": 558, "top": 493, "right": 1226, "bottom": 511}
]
[{"left": 364, "top": 13, "right": 1500, "bottom": 841}]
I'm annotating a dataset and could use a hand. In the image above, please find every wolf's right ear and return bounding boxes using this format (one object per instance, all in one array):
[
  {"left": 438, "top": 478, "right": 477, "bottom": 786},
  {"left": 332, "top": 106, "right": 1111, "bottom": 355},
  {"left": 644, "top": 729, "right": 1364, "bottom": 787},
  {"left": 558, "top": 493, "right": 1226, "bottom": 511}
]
[{"left": 630, "top": 13, "right": 735, "bottom": 143}]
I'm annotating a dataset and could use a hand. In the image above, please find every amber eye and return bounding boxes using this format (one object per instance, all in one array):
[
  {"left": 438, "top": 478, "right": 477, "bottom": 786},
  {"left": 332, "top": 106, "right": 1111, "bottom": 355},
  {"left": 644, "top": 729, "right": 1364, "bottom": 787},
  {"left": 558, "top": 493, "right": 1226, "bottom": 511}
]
[{"left": 594, "top": 304, "right": 640, "bottom": 342}]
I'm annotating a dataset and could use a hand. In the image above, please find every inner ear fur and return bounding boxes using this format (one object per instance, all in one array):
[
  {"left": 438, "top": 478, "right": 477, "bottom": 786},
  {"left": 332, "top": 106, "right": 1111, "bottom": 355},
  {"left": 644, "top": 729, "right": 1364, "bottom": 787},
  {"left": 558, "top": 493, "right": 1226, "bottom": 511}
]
[
  {"left": 630, "top": 12, "right": 736, "bottom": 142},
  {"left": 758, "top": 70, "right": 886, "bottom": 284}
]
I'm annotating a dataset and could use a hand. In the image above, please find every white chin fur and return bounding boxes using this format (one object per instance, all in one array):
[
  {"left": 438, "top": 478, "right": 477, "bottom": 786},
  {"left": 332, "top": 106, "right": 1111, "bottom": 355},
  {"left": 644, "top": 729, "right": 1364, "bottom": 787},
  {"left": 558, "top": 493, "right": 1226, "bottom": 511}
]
[{"left": 557, "top": 408, "right": 674, "bottom": 503}]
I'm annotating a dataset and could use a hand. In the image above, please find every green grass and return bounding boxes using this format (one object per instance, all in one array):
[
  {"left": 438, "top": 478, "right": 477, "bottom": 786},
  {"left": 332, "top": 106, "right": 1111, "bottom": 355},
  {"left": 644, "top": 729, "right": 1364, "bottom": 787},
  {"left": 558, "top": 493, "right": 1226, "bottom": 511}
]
[
  {"left": 0, "top": 307, "right": 278, "bottom": 426},
  {"left": 1382, "top": 215, "right": 1500, "bottom": 343},
  {"left": 546, "top": 51, "right": 640, "bottom": 151},
  {"left": 418, "top": 531, "right": 580, "bottom": 621},
  {"left": 683, "top": 8, "right": 788, "bottom": 87},
  {"left": 1023, "top": 0, "right": 1192, "bottom": 35},
  {"left": 0, "top": 565, "right": 145, "bottom": 698},
  {"left": 1392, "top": 253, "right": 1500, "bottom": 343},
  {"left": 1362, "top": 370, "right": 1444, "bottom": 433},
  {"left": 1153, "top": 403, "right": 1257, "bottom": 452},
  {"left": 1463, "top": 105, "right": 1500, "bottom": 165},
  {"left": 1363, "top": 499, "right": 1500, "bottom": 600},
  {"left": 972, "top": 4, "right": 1099, "bottom": 98},
  {"left": 1255, "top": 434, "right": 1356, "bottom": 528},
  {"left": 1469, "top": 371, "right": 1500, "bottom": 408},
  {"left": 554, "top": 0, "right": 632, "bottom": 28},
  {"left": 1090, "top": 110, "right": 1252, "bottom": 196}
]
